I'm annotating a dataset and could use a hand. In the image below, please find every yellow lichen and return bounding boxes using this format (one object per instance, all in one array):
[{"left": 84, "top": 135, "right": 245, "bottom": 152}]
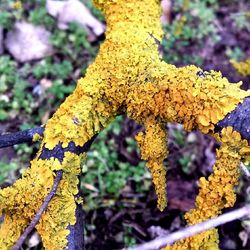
[
  {"left": 163, "top": 229, "right": 219, "bottom": 250},
  {"left": 1, "top": 0, "right": 250, "bottom": 248},
  {"left": 246, "top": 12, "right": 250, "bottom": 19},
  {"left": 135, "top": 118, "right": 167, "bottom": 211},
  {"left": 42, "top": 0, "right": 249, "bottom": 216},
  {"left": 13, "top": 0, "right": 22, "bottom": 10},
  {"left": 162, "top": 127, "right": 250, "bottom": 249},
  {"left": 0, "top": 152, "right": 84, "bottom": 250},
  {"left": 32, "top": 133, "right": 42, "bottom": 142},
  {"left": 231, "top": 58, "right": 250, "bottom": 76}
]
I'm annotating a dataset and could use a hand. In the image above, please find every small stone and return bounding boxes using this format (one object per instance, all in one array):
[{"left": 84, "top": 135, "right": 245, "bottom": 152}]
[
  {"left": 187, "top": 132, "right": 197, "bottom": 143},
  {"left": 5, "top": 21, "right": 54, "bottom": 62},
  {"left": 161, "top": 0, "right": 171, "bottom": 24},
  {"left": 28, "top": 232, "right": 40, "bottom": 248},
  {"left": 40, "top": 78, "right": 53, "bottom": 89},
  {"left": 46, "top": 0, "right": 105, "bottom": 36}
]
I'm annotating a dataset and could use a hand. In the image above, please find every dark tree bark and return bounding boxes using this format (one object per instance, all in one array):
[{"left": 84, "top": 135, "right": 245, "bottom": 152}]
[
  {"left": 215, "top": 98, "right": 250, "bottom": 142},
  {"left": 0, "top": 127, "right": 44, "bottom": 148}
]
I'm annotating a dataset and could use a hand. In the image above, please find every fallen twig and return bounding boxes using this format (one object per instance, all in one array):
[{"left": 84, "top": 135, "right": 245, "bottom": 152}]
[
  {"left": 240, "top": 162, "right": 250, "bottom": 179},
  {"left": 127, "top": 204, "right": 250, "bottom": 250}
]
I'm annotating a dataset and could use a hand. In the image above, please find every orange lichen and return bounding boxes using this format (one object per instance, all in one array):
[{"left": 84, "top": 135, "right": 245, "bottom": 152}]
[
  {"left": 162, "top": 127, "right": 250, "bottom": 249},
  {"left": 163, "top": 229, "right": 219, "bottom": 250},
  {"left": 127, "top": 66, "right": 249, "bottom": 134},
  {"left": 1, "top": 0, "right": 250, "bottom": 249},
  {"left": 231, "top": 58, "right": 250, "bottom": 76},
  {"left": 135, "top": 118, "right": 167, "bottom": 211},
  {"left": 42, "top": 0, "right": 249, "bottom": 215}
]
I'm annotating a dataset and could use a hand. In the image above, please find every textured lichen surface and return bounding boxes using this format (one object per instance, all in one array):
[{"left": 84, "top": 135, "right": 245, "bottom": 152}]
[
  {"left": 0, "top": 152, "right": 84, "bottom": 250},
  {"left": 163, "top": 127, "right": 250, "bottom": 249},
  {"left": 1, "top": 0, "right": 250, "bottom": 249},
  {"left": 231, "top": 58, "right": 250, "bottom": 76}
]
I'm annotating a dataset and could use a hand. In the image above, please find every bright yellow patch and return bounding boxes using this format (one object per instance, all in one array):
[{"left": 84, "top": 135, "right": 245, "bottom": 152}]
[
  {"left": 32, "top": 133, "right": 42, "bottom": 142},
  {"left": 13, "top": 0, "right": 22, "bottom": 10},
  {"left": 231, "top": 58, "right": 250, "bottom": 76},
  {"left": 0, "top": 152, "right": 85, "bottom": 250}
]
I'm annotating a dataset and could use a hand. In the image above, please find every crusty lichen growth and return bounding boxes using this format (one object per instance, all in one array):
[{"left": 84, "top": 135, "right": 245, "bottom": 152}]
[
  {"left": 44, "top": 0, "right": 249, "bottom": 213},
  {"left": 163, "top": 127, "right": 250, "bottom": 249},
  {"left": 0, "top": 152, "right": 84, "bottom": 250},
  {"left": 231, "top": 58, "right": 250, "bottom": 76},
  {"left": 32, "top": 132, "right": 42, "bottom": 142},
  {"left": 135, "top": 118, "right": 167, "bottom": 211},
  {"left": 1, "top": 0, "right": 250, "bottom": 249}
]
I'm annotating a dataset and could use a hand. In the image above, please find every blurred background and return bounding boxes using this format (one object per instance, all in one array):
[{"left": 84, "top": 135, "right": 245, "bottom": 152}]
[{"left": 0, "top": 0, "right": 250, "bottom": 249}]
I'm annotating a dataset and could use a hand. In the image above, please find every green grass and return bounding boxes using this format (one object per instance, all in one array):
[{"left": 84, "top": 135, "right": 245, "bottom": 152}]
[
  {"left": 162, "top": 0, "right": 219, "bottom": 65},
  {"left": 81, "top": 116, "right": 148, "bottom": 210}
]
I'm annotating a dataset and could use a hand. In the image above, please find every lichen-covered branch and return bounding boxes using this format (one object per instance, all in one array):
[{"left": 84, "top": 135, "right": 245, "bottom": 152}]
[
  {"left": 162, "top": 127, "right": 250, "bottom": 249},
  {"left": 0, "top": 136, "right": 95, "bottom": 249},
  {"left": 0, "top": 0, "right": 250, "bottom": 249},
  {"left": 12, "top": 170, "right": 63, "bottom": 250},
  {"left": 67, "top": 201, "right": 85, "bottom": 250}
]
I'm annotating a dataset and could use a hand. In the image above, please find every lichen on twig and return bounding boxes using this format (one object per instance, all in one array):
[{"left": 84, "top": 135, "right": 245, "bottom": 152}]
[{"left": 11, "top": 170, "right": 63, "bottom": 250}]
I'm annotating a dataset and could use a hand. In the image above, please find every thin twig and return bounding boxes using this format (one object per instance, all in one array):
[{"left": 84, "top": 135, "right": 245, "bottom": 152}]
[
  {"left": 0, "top": 127, "right": 44, "bottom": 148},
  {"left": 127, "top": 204, "right": 250, "bottom": 250},
  {"left": 240, "top": 162, "right": 250, "bottom": 179},
  {"left": 11, "top": 170, "right": 63, "bottom": 250}
]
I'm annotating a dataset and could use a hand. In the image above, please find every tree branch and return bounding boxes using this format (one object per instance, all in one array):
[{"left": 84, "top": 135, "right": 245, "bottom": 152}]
[
  {"left": 11, "top": 170, "right": 63, "bottom": 250},
  {"left": 127, "top": 204, "right": 250, "bottom": 250},
  {"left": 0, "top": 97, "right": 250, "bottom": 149},
  {"left": 67, "top": 201, "right": 85, "bottom": 250},
  {"left": 37, "top": 136, "right": 96, "bottom": 250},
  {"left": 215, "top": 98, "right": 250, "bottom": 142},
  {"left": 0, "top": 127, "right": 44, "bottom": 148},
  {"left": 1, "top": 97, "right": 250, "bottom": 249},
  {"left": 0, "top": 124, "right": 96, "bottom": 249}
]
